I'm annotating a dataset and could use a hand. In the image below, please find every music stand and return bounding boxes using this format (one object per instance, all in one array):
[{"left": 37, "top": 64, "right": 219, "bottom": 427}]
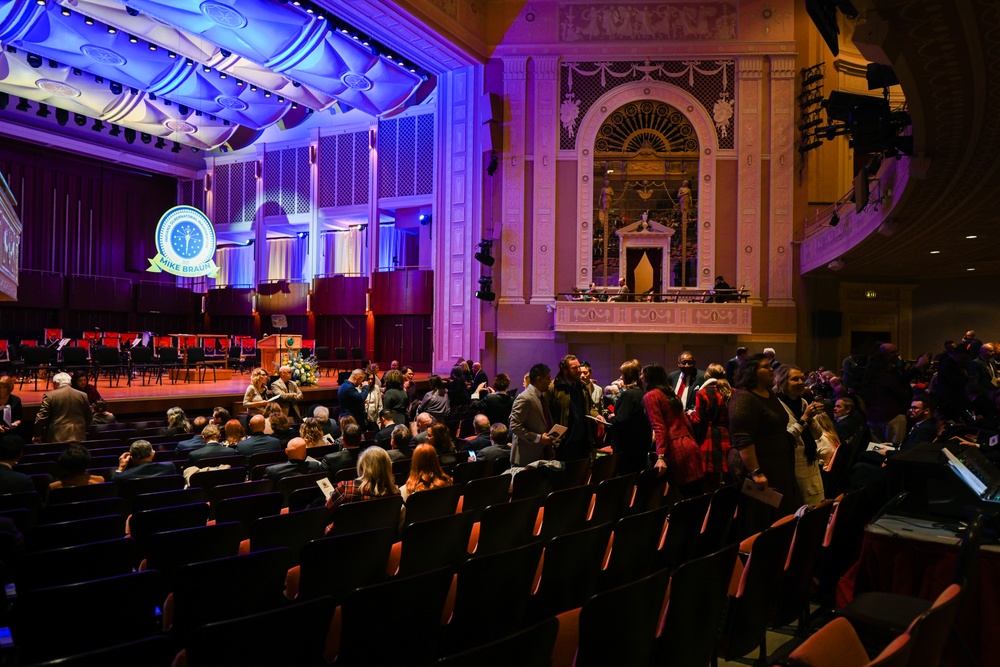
[{"left": 272, "top": 315, "right": 287, "bottom": 368}]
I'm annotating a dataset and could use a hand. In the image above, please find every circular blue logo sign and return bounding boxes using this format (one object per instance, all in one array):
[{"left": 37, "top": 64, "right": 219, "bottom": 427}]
[{"left": 148, "top": 206, "right": 219, "bottom": 277}]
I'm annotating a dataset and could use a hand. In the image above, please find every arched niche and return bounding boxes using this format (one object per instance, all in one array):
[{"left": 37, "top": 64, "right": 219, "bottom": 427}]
[{"left": 575, "top": 81, "right": 718, "bottom": 291}]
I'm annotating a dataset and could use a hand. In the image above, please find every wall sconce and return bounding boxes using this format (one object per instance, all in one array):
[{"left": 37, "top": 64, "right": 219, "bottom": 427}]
[{"left": 203, "top": 173, "right": 211, "bottom": 192}]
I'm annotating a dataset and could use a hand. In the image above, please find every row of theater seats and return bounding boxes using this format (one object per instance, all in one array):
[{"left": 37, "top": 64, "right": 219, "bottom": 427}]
[{"left": 0, "top": 455, "right": 965, "bottom": 666}]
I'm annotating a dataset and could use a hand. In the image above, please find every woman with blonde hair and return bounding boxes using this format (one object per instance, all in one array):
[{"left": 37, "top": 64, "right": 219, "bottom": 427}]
[
  {"left": 402, "top": 444, "right": 452, "bottom": 500},
  {"left": 223, "top": 419, "right": 246, "bottom": 447},
  {"left": 243, "top": 368, "right": 272, "bottom": 416},
  {"left": 813, "top": 412, "right": 840, "bottom": 472},
  {"left": 299, "top": 417, "right": 325, "bottom": 448},
  {"left": 773, "top": 364, "right": 825, "bottom": 505},
  {"left": 690, "top": 363, "right": 733, "bottom": 482},
  {"left": 326, "top": 446, "right": 399, "bottom": 514}
]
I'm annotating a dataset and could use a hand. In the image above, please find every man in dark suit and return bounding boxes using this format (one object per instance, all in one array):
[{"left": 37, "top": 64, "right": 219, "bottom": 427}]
[
  {"left": 387, "top": 425, "right": 411, "bottom": 462},
  {"left": 901, "top": 396, "right": 938, "bottom": 451},
  {"left": 726, "top": 347, "right": 748, "bottom": 385},
  {"left": 968, "top": 342, "right": 997, "bottom": 394},
  {"left": 32, "top": 372, "right": 91, "bottom": 443},
  {"left": 464, "top": 414, "right": 493, "bottom": 453},
  {"left": 186, "top": 424, "right": 237, "bottom": 466},
  {"left": 236, "top": 415, "right": 282, "bottom": 458},
  {"left": 469, "top": 373, "right": 515, "bottom": 427},
  {"left": 373, "top": 410, "right": 397, "bottom": 449},
  {"left": 833, "top": 397, "right": 865, "bottom": 444},
  {"left": 510, "top": 363, "right": 555, "bottom": 466},
  {"left": 666, "top": 351, "right": 706, "bottom": 413},
  {"left": 322, "top": 423, "right": 362, "bottom": 477},
  {"left": 470, "top": 362, "right": 489, "bottom": 393},
  {"left": 0, "top": 435, "right": 34, "bottom": 494},
  {"left": 175, "top": 416, "right": 209, "bottom": 453},
  {"left": 337, "top": 369, "right": 374, "bottom": 424},
  {"left": 112, "top": 440, "right": 176, "bottom": 481},
  {"left": 264, "top": 438, "right": 323, "bottom": 482},
  {"left": 311, "top": 406, "right": 341, "bottom": 440},
  {"left": 476, "top": 423, "right": 511, "bottom": 470}
]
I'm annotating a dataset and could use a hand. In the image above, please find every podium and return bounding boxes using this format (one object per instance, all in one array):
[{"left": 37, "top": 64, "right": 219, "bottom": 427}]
[{"left": 258, "top": 335, "right": 302, "bottom": 373}]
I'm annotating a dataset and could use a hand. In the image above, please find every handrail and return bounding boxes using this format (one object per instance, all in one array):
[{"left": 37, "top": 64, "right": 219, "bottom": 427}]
[{"left": 557, "top": 289, "right": 750, "bottom": 304}]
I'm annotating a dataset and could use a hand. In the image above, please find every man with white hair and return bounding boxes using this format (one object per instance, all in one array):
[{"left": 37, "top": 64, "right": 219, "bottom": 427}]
[{"left": 33, "top": 372, "right": 92, "bottom": 443}]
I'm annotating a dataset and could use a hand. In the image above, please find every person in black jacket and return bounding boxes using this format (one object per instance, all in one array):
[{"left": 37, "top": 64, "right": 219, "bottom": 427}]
[
  {"left": 599, "top": 359, "right": 652, "bottom": 474},
  {"left": 468, "top": 373, "right": 515, "bottom": 427}
]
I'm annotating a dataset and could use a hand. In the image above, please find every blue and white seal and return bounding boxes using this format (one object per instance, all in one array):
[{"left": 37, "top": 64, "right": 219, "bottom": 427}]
[{"left": 147, "top": 205, "right": 219, "bottom": 277}]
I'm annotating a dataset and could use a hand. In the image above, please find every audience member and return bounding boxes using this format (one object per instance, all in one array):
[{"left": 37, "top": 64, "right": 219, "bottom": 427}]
[
  {"left": 476, "top": 423, "right": 511, "bottom": 469},
  {"left": 243, "top": 368, "right": 273, "bottom": 416},
  {"left": 464, "top": 414, "right": 492, "bottom": 453},
  {"left": 223, "top": 419, "right": 246, "bottom": 447},
  {"left": 49, "top": 444, "right": 105, "bottom": 489},
  {"left": 813, "top": 412, "right": 839, "bottom": 472},
  {"left": 599, "top": 359, "right": 651, "bottom": 475},
  {"left": 164, "top": 407, "right": 192, "bottom": 436},
  {"left": 401, "top": 444, "right": 452, "bottom": 500},
  {"left": 112, "top": 440, "right": 176, "bottom": 481},
  {"left": 417, "top": 375, "right": 450, "bottom": 425},
  {"left": 186, "top": 424, "right": 234, "bottom": 466},
  {"left": 338, "top": 369, "right": 375, "bottom": 425},
  {"left": 322, "top": 423, "right": 362, "bottom": 476},
  {"left": 468, "top": 373, "right": 514, "bottom": 427},
  {"left": 72, "top": 370, "right": 102, "bottom": 406},
  {"left": 773, "top": 365, "right": 825, "bottom": 506},
  {"left": 832, "top": 397, "right": 865, "bottom": 445},
  {"left": 689, "top": 363, "right": 732, "bottom": 479},
  {"left": 470, "top": 362, "right": 489, "bottom": 393},
  {"left": 425, "top": 422, "right": 460, "bottom": 468},
  {"left": 268, "top": 412, "right": 297, "bottom": 448},
  {"left": 726, "top": 347, "right": 749, "bottom": 385},
  {"left": 91, "top": 400, "right": 115, "bottom": 425},
  {"left": 0, "top": 435, "right": 33, "bottom": 493},
  {"left": 312, "top": 405, "right": 340, "bottom": 439},
  {"left": 510, "top": 363, "right": 555, "bottom": 467},
  {"left": 373, "top": 410, "right": 397, "bottom": 448},
  {"left": 271, "top": 365, "right": 304, "bottom": 422},
  {"left": 33, "top": 372, "right": 91, "bottom": 443},
  {"left": 547, "top": 354, "right": 597, "bottom": 462},
  {"left": 388, "top": 425, "right": 412, "bottom": 462},
  {"left": 175, "top": 416, "right": 209, "bottom": 453},
  {"left": 264, "top": 437, "right": 323, "bottom": 482},
  {"left": 642, "top": 363, "right": 704, "bottom": 499},
  {"left": 580, "top": 361, "right": 603, "bottom": 408},
  {"left": 237, "top": 414, "right": 282, "bottom": 458},
  {"left": 382, "top": 370, "right": 409, "bottom": 425},
  {"left": 212, "top": 407, "right": 231, "bottom": 427},
  {"left": 325, "top": 446, "right": 399, "bottom": 516},
  {"left": 300, "top": 417, "right": 327, "bottom": 449},
  {"left": 667, "top": 351, "right": 706, "bottom": 413},
  {"left": 0, "top": 376, "right": 24, "bottom": 435},
  {"left": 409, "top": 412, "right": 434, "bottom": 448}
]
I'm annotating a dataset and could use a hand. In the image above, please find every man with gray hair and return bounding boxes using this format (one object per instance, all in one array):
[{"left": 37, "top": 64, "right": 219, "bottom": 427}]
[
  {"left": 112, "top": 440, "right": 176, "bottom": 481},
  {"left": 33, "top": 372, "right": 91, "bottom": 443},
  {"left": 271, "top": 365, "right": 304, "bottom": 422},
  {"left": 312, "top": 405, "right": 340, "bottom": 439}
]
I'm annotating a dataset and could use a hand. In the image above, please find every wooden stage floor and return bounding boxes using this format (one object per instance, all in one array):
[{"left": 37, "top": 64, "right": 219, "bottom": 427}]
[{"left": 16, "top": 371, "right": 345, "bottom": 423}]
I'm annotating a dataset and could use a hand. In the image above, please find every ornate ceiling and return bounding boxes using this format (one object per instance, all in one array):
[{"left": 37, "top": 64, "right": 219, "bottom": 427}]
[{"left": 0, "top": 0, "right": 428, "bottom": 151}]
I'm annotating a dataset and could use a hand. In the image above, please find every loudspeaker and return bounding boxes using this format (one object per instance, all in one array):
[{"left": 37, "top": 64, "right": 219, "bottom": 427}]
[
  {"left": 480, "top": 92, "right": 502, "bottom": 124},
  {"left": 812, "top": 310, "right": 843, "bottom": 338},
  {"left": 480, "top": 122, "right": 501, "bottom": 154}
]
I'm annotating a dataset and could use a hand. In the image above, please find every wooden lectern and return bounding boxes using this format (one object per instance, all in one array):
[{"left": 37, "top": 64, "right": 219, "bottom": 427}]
[{"left": 258, "top": 334, "right": 302, "bottom": 373}]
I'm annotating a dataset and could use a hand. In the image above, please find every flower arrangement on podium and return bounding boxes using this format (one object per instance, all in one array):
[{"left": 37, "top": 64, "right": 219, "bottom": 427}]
[{"left": 282, "top": 350, "right": 320, "bottom": 386}]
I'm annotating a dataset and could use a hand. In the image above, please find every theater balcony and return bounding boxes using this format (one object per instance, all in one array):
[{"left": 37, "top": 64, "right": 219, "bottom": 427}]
[{"left": 552, "top": 292, "right": 751, "bottom": 334}]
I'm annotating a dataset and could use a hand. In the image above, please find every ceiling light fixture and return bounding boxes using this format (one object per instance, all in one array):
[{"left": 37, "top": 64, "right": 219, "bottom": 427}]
[
  {"left": 128, "top": 34, "right": 138, "bottom": 43},
  {"left": 930, "top": 250, "right": 940, "bottom": 254}
]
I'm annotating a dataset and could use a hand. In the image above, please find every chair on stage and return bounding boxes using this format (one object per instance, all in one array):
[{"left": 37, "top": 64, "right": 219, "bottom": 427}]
[
  {"left": 59, "top": 345, "right": 92, "bottom": 379},
  {"left": 156, "top": 347, "right": 182, "bottom": 384},
  {"left": 350, "top": 346, "right": 363, "bottom": 367},
  {"left": 227, "top": 344, "right": 247, "bottom": 374},
  {"left": 19, "top": 345, "right": 55, "bottom": 391},
  {"left": 93, "top": 346, "right": 128, "bottom": 388},
  {"left": 315, "top": 346, "right": 334, "bottom": 377},
  {"left": 334, "top": 346, "right": 349, "bottom": 375}
]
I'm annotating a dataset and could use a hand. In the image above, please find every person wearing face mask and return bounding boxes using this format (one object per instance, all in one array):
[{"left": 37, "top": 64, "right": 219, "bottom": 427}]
[{"left": 773, "top": 364, "right": 825, "bottom": 506}]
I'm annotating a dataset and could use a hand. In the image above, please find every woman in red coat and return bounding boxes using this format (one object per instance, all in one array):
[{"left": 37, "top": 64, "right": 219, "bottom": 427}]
[
  {"left": 642, "top": 363, "right": 704, "bottom": 498},
  {"left": 689, "top": 363, "right": 732, "bottom": 484}
]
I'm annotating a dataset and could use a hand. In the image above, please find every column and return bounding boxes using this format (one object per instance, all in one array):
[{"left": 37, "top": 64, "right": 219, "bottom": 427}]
[
  {"left": 432, "top": 65, "right": 485, "bottom": 372},
  {"left": 736, "top": 56, "right": 763, "bottom": 305},
  {"left": 530, "top": 56, "right": 559, "bottom": 304},
  {"left": 500, "top": 56, "right": 528, "bottom": 305},
  {"left": 768, "top": 55, "right": 797, "bottom": 307}
]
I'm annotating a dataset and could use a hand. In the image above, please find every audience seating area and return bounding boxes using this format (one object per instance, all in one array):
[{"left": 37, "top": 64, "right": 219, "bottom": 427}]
[{"left": 0, "top": 434, "right": 975, "bottom": 666}]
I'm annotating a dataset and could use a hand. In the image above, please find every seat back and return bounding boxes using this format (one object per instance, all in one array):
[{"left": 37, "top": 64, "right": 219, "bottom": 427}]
[
  {"left": 905, "top": 583, "right": 964, "bottom": 667},
  {"left": 590, "top": 473, "right": 638, "bottom": 526},
  {"left": 214, "top": 493, "right": 284, "bottom": 535},
  {"left": 170, "top": 547, "right": 290, "bottom": 640},
  {"left": 46, "top": 482, "right": 117, "bottom": 505},
  {"left": 475, "top": 495, "right": 540, "bottom": 557},
  {"left": 590, "top": 452, "right": 620, "bottom": 485},
  {"left": 275, "top": 471, "right": 331, "bottom": 506},
  {"left": 460, "top": 474, "right": 510, "bottom": 520},
  {"left": 130, "top": 346, "right": 154, "bottom": 364},
  {"left": 528, "top": 522, "right": 613, "bottom": 622},
  {"left": 157, "top": 347, "right": 179, "bottom": 364},
  {"left": 187, "top": 466, "right": 248, "bottom": 490},
  {"left": 26, "top": 514, "right": 125, "bottom": 552},
  {"left": 329, "top": 494, "right": 404, "bottom": 540},
  {"left": 338, "top": 567, "right": 454, "bottom": 666},
  {"left": 403, "top": 483, "right": 464, "bottom": 527},
  {"left": 577, "top": 566, "right": 671, "bottom": 667},
  {"left": 599, "top": 504, "right": 670, "bottom": 592},
  {"left": 130, "top": 487, "right": 206, "bottom": 514},
  {"left": 144, "top": 522, "right": 244, "bottom": 584},
  {"left": 655, "top": 543, "right": 740, "bottom": 667},
  {"left": 61, "top": 346, "right": 90, "bottom": 365},
  {"left": 452, "top": 459, "right": 491, "bottom": 485},
  {"left": 10, "top": 570, "right": 164, "bottom": 664},
  {"left": 298, "top": 528, "right": 396, "bottom": 604},
  {"left": 38, "top": 497, "right": 125, "bottom": 524},
  {"left": 185, "top": 596, "right": 336, "bottom": 666},
  {"left": 15, "top": 537, "right": 138, "bottom": 592},
  {"left": 656, "top": 489, "right": 712, "bottom": 571},
  {"left": 538, "top": 484, "right": 593, "bottom": 542},
  {"left": 444, "top": 541, "right": 545, "bottom": 654},
  {"left": 129, "top": 502, "right": 210, "bottom": 543},
  {"left": 248, "top": 507, "right": 329, "bottom": 567},
  {"left": 772, "top": 500, "right": 836, "bottom": 628},
  {"left": 786, "top": 616, "right": 911, "bottom": 667},
  {"left": 398, "top": 511, "right": 475, "bottom": 577},
  {"left": 434, "top": 617, "right": 559, "bottom": 667},
  {"left": 207, "top": 479, "right": 275, "bottom": 508}
]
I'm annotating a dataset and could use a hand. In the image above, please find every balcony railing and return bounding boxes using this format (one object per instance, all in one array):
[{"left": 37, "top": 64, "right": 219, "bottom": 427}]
[{"left": 553, "top": 290, "right": 752, "bottom": 334}]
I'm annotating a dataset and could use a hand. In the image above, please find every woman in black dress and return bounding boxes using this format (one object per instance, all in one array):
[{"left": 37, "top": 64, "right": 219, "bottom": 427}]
[
  {"left": 729, "top": 354, "right": 802, "bottom": 537},
  {"left": 601, "top": 359, "right": 652, "bottom": 474}
]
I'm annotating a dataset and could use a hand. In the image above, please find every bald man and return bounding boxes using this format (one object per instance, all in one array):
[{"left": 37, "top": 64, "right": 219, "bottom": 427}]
[
  {"left": 264, "top": 437, "right": 322, "bottom": 482},
  {"left": 236, "top": 414, "right": 282, "bottom": 458}
]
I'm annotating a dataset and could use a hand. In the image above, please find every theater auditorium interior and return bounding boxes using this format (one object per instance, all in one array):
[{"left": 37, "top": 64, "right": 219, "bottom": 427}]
[{"left": 0, "top": 0, "right": 995, "bottom": 665}]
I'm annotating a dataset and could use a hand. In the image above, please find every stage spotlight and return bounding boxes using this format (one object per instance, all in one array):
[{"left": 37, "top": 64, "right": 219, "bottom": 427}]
[
  {"left": 16, "top": 98, "right": 30, "bottom": 112},
  {"left": 486, "top": 150, "right": 499, "bottom": 176},
  {"left": 109, "top": 124, "right": 121, "bottom": 136},
  {"left": 140, "top": 133, "right": 151, "bottom": 144},
  {"left": 155, "top": 137, "right": 165, "bottom": 149},
  {"left": 126, "top": 6, "right": 139, "bottom": 16},
  {"left": 72, "top": 113, "right": 86, "bottom": 126},
  {"left": 124, "top": 128, "right": 136, "bottom": 144},
  {"left": 61, "top": 7, "right": 70, "bottom": 16},
  {"left": 418, "top": 214, "right": 431, "bottom": 226},
  {"left": 36, "top": 103, "right": 50, "bottom": 118},
  {"left": 92, "top": 120, "right": 104, "bottom": 132},
  {"left": 171, "top": 142, "right": 182, "bottom": 153},
  {"left": 0, "top": 93, "right": 8, "bottom": 110},
  {"left": 128, "top": 34, "right": 138, "bottom": 43},
  {"left": 55, "top": 108, "right": 68, "bottom": 125},
  {"left": 474, "top": 240, "right": 495, "bottom": 266},
  {"left": 26, "top": 53, "right": 42, "bottom": 69},
  {"left": 475, "top": 276, "right": 496, "bottom": 302}
]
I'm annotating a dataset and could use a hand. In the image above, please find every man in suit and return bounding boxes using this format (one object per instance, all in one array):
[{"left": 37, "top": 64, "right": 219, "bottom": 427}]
[
  {"left": 901, "top": 396, "right": 938, "bottom": 451},
  {"left": 322, "top": 423, "right": 362, "bottom": 477},
  {"left": 312, "top": 405, "right": 341, "bottom": 440},
  {"left": 271, "top": 365, "right": 304, "bottom": 422},
  {"left": 833, "top": 397, "right": 866, "bottom": 444},
  {"left": 968, "top": 342, "right": 997, "bottom": 394},
  {"left": 373, "top": 410, "right": 397, "bottom": 449},
  {"left": 470, "top": 362, "right": 489, "bottom": 392},
  {"left": 112, "top": 440, "right": 176, "bottom": 481},
  {"left": 547, "top": 355, "right": 597, "bottom": 462},
  {"left": 726, "top": 347, "right": 748, "bottom": 385},
  {"left": 236, "top": 415, "right": 282, "bottom": 458},
  {"left": 464, "top": 414, "right": 493, "bottom": 453},
  {"left": 469, "top": 373, "right": 514, "bottom": 427},
  {"left": 264, "top": 437, "right": 323, "bottom": 482},
  {"left": 175, "top": 416, "right": 209, "bottom": 453},
  {"left": 32, "top": 372, "right": 91, "bottom": 443},
  {"left": 408, "top": 412, "right": 434, "bottom": 449},
  {"left": 666, "top": 352, "right": 706, "bottom": 413},
  {"left": 337, "top": 369, "right": 374, "bottom": 424},
  {"left": 476, "top": 423, "right": 511, "bottom": 470},
  {"left": 388, "top": 425, "right": 412, "bottom": 462},
  {"left": 0, "top": 435, "right": 34, "bottom": 494},
  {"left": 510, "top": 363, "right": 556, "bottom": 466},
  {"left": 186, "top": 424, "right": 237, "bottom": 466}
]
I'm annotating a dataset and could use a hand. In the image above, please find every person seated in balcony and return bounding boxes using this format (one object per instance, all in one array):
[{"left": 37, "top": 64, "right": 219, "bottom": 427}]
[
  {"left": 707, "top": 275, "right": 735, "bottom": 303},
  {"left": 49, "top": 444, "right": 105, "bottom": 489}
]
